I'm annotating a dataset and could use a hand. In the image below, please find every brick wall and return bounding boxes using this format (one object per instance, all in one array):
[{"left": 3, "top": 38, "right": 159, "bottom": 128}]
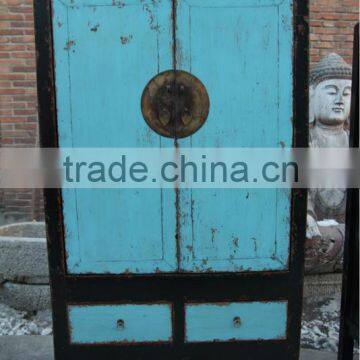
[
  {"left": 0, "top": 0, "right": 42, "bottom": 224},
  {"left": 0, "top": 0, "right": 358, "bottom": 224},
  {"left": 310, "top": 0, "right": 359, "bottom": 67}
]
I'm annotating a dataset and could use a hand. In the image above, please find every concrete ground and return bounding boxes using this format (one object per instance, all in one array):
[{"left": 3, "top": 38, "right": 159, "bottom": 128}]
[{"left": 0, "top": 336, "right": 342, "bottom": 360}]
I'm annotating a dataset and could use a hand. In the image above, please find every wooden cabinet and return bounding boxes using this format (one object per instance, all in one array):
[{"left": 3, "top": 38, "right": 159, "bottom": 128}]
[{"left": 34, "top": 0, "right": 308, "bottom": 358}]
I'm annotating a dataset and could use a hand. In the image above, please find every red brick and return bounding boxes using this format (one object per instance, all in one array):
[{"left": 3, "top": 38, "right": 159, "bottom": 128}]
[
  {"left": 0, "top": 80, "right": 12, "bottom": 87},
  {"left": 1, "top": 138, "right": 14, "bottom": 144},
  {"left": 0, "top": 29, "right": 24, "bottom": 35},
  {"left": 0, "top": 44, "right": 27, "bottom": 51},
  {"left": 0, "top": 36, "right": 11, "bottom": 43},
  {"left": 11, "top": 52, "right": 35, "bottom": 59},
  {"left": 12, "top": 66, "right": 36, "bottom": 72},
  {"left": 14, "top": 123, "right": 37, "bottom": 130},
  {"left": 11, "top": 35, "right": 34, "bottom": 43},
  {"left": 0, "top": 117, "right": 28, "bottom": 123},
  {"left": 0, "top": 14, "right": 23, "bottom": 21},
  {"left": 13, "top": 109, "right": 35, "bottom": 115},
  {"left": 11, "top": 102, "right": 27, "bottom": 109},
  {"left": 0, "top": 109, "right": 13, "bottom": 116},
  {"left": 13, "top": 95, "right": 36, "bottom": 101},
  {"left": 7, "top": 7, "right": 33, "bottom": 14},
  {"left": 0, "top": 73, "right": 26, "bottom": 80},
  {"left": 0, "top": 124, "right": 14, "bottom": 130},
  {"left": 1, "top": 130, "right": 31, "bottom": 138},
  {"left": 0, "top": 88, "right": 30, "bottom": 94},
  {"left": 10, "top": 21, "right": 35, "bottom": 28},
  {"left": 14, "top": 138, "right": 36, "bottom": 144},
  {"left": 13, "top": 80, "right": 35, "bottom": 87}
]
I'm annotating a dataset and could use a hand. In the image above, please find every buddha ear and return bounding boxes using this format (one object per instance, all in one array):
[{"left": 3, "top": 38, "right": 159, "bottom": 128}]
[{"left": 309, "top": 85, "right": 315, "bottom": 124}]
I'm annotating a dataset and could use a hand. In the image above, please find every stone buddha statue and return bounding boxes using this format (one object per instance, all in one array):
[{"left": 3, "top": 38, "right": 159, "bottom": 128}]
[{"left": 306, "top": 53, "right": 352, "bottom": 273}]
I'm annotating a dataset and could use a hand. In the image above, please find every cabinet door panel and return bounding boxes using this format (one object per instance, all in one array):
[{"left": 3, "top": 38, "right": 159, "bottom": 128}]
[
  {"left": 52, "top": 0, "right": 176, "bottom": 274},
  {"left": 176, "top": 0, "right": 293, "bottom": 272}
]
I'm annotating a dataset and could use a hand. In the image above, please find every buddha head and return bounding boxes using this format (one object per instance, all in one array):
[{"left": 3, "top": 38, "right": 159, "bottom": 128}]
[{"left": 309, "top": 53, "right": 352, "bottom": 127}]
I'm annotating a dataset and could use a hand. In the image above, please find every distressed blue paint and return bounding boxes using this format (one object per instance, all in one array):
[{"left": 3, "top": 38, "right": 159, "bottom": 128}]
[
  {"left": 68, "top": 304, "right": 173, "bottom": 343},
  {"left": 52, "top": 0, "right": 177, "bottom": 274},
  {"left": 185, "top": 301, "right": 288, "bottom": 342},
  {"left": 176, "top": 0, "right": 293, "bottom": 272},
  {"left": 52, "top": 0, "right": 294, "bottom": 275}
]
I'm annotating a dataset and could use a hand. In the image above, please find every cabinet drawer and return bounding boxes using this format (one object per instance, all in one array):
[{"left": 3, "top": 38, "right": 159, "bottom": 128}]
[
  {"left": 68, "top": 304, "right": 173, "bottom": 344},
  {"left": 185, "top": 301, "right": 287, "bottom": 342}
]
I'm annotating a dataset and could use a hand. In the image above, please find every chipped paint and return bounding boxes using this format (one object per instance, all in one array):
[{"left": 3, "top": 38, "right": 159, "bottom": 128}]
[
  {"left": 90, "top": 23, "right": 100, "bottom": 32},
  {"left": 120, "top": 35, "right": 133, "bottom": 44},
  {"left": 141, "top": 0, "right": 161, "bottom": 32},
  {"left": 210, "top": 227, "right": 218, "bottom": 244},
  {"left": 232, "top": 237, "right": 239, "bottom": 248},
  {"left": 281, "top": 14, "right": 291, "bottom": 31},
  {"left": 64, "top": 40, "right": 75, "bottom": 51},
  {"left": 251, "top": 237, "right": 258, "bottom": 255},
  {"left": 112, "top": 0, "right": 125, "bottom": 7}
]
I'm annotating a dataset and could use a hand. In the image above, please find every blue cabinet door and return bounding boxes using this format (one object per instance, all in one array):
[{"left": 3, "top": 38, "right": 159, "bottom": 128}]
[
  {"left": 176, "top": 0, "right": 293, "bottom": 272},
  {"left": 52, "top": 0, "right": 177, "bottom": 274},
  {"left": 52, "top": 0, "right": 294, "bottom": 275}
]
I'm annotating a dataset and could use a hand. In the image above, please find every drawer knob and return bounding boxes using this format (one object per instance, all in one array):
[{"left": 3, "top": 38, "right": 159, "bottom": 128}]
[
  {"left": 116, "top": 319, "right": 125, "bottom": 330},
  {"left": 233, "top": 316, "right": 242, "bottom": 328}
]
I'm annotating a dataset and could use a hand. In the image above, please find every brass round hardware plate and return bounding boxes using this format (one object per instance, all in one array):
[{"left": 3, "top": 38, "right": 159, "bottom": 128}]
[{"left": 141, "top": 70, "right": 210, "bottom": 139}]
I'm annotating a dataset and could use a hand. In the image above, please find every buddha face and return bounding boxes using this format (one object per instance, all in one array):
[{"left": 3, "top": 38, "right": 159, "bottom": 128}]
[{"left": 311, "top": 79, "right": 352, "bottom": 126}]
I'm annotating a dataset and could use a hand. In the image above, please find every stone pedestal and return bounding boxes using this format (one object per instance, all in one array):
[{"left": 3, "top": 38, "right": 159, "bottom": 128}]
[
  {"left": 303, "top": 273, "right": 342, "bottom": 302},
  {"left": 0, "top": 222, "right": 50, "bottom": 311}
]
